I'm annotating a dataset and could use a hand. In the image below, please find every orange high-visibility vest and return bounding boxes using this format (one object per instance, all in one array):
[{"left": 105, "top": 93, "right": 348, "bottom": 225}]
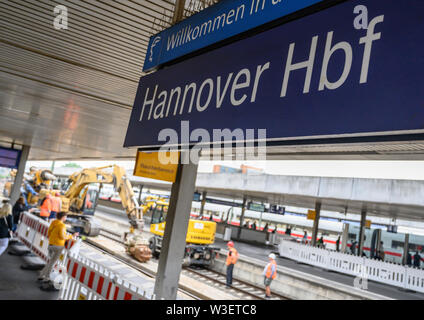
[
  {"left": 226, "top": 247, "right": 238, "bottom": 266},
  {"left": 265, "top": 259, "right": 277, "bottom": 279},
  {"left": 51, "top": 197, "right": 61, "bottom": 212},
  {"left": 40, "top": 198, "right": 52, "bottom": 217}
]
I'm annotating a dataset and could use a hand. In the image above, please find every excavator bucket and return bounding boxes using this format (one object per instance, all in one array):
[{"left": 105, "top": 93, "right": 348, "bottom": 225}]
[{"left": 128, "top": 245, "right": 152, "bottom": 263}]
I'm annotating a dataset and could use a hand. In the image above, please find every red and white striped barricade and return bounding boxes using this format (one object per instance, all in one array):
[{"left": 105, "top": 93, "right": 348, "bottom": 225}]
[
  {"left": 59, "top": 254, "right": 117, "bottom": 300},
  {"left": 50, "top": 238, "right": 82, "bottom": 283},
  {"left": 31, "top": 218, "right": 50, "bottom": 262},
  {"left": 111, "top": 277, "right": 151, "bottom": 300},
  {"left": 16, "top": 211, "right": 83, "bottom": 283},
  {"left": 59, "top": 253, "right": 150, "bottom": 300},
  {"left": 16, "top": 211, "right": 39, "bottom": 249}
]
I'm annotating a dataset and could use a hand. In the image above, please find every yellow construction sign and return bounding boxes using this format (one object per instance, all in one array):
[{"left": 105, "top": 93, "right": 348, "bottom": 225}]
[
  {"left": 307, "top": 210, "right": 316, "bottom": 220},
  {"left": 365, "top": 220, "right": 372, "bottom": 228},
  {"left": 133, "top": 151, "right": 180, "bottom": 183}
]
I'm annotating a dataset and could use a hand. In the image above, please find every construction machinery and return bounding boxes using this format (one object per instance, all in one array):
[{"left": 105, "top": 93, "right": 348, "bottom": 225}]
[
  {"left": 149, "top": 200, "right": 220, "bottom": 266},
  {"left": 56, "top": 166, "right": 143, "bottom": 234},
  {"left": 4, "top": 167, "right": 56, "bottom": 205},
  {"left": 37, "top": 165, "right": 151, "bottom": 262},
  {"left": 25, "top": 167, "right": 56, "bottom": 205},
  {"left": 3, "top": 169, "right": 15, "bottom": 197}
]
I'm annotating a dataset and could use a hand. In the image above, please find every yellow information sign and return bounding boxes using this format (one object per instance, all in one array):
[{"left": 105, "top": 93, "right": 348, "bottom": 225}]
[
  {"left": 365, "top": 220, "right": 372, "bottom": 228},
  {"left": 133, "top": 151, "right": 180, "bottom": 183},
  {"left": 307, "top": 210, "right": 316, "bottom": 220}
]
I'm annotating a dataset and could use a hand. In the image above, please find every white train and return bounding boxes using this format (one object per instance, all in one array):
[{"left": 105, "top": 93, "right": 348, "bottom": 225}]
[
  {"left": 189, "top": 201, "right": 424, "bottom": 265},
  {"left": 98, "top": 190, "right": 424, "bottom": 266}
]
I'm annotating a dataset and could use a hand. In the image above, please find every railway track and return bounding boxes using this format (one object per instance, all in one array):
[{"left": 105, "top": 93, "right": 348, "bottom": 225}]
[
  {"left": 83, "top": 234, "right": 201, "bottom": 300},
  {"left": 96, "top": 227, "right": 291, "bottom": 300},
  {"left": 183, "top": 267, "right": 289, "bottom": 300},
  {"left": 99, "top": 228, "right": 123, "bottom": 242}
]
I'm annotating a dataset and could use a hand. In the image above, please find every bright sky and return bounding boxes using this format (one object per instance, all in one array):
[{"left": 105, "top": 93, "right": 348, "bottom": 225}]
[{"left": 26, "top": 160, "right": 424, "bottom": 181}]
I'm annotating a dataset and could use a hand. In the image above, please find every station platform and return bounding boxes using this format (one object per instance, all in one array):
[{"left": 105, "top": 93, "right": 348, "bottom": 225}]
[
  {"left": 212, "top": 238, "right": 424, "bottom": 300},
  {"left": 96, "top": 205, "right": 424, "bottom": 300},
  {"left": 0, "top": 246, "right": 58, "bottom": 300}
]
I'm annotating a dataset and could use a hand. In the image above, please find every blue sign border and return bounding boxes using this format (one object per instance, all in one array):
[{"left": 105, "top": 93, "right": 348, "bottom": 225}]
[
  {"left": 126, "top": 0, "right": 424, "bottom": 149},
  {"left": 143, "top": 0, "right": 323, "bottom": 71}
]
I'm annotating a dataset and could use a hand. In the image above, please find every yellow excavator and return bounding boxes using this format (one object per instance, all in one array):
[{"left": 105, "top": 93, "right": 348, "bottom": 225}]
[
  {"left": 37, "top": 165, "right": 151, "bottom": 262},
  {"left": 4, "top": 167, "right": 56, "bottom": 206},
  {"left": 149, "top": 200, "right": 220, "bottom": 266},
  {"left": 38, "top": 165, "right": 142, "bottom": 236}
]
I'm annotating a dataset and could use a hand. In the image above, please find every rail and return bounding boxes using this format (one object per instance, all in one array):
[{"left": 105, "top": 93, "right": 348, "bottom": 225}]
[
  {"left": 183, "top": 267, "right": 290, "bottom": 300},
  {"left": 95, "top": 227, "right": 284, "bottom": 300}
]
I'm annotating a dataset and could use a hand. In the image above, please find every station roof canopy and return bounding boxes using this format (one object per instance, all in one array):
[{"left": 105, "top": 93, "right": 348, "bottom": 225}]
[
  {"left": 0, "top": 0, "right": 192, "bottom": 160},
  {"left": 2, "top": 0, "right": 424, "bottom": 160}
]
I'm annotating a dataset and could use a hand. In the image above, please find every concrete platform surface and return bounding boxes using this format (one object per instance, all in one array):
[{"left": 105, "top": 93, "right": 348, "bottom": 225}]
[{"left": 0, "top": 249, "right": 59, "bottom": 300}]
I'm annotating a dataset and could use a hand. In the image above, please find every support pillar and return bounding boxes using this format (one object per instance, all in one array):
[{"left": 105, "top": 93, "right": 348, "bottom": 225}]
[
  {"left": 358, "top": 209, "right": 367, "bottom": 256},
  {"left": 9, "top": 145, "right": 30, "bottom": 205},
  {"left": 172, "top": 0, "right": 186, "bottom": 24},
  {"left": 199, "top": 191, "right": 207, "bottom": 219},
  {"left": 372, "top": 229, "right": 382, "bottom": 259},
  {"left": 237, "top": 197, "right": 247, "bottom": 239},
  {"left": 341, "top": 223, "right": 349, "bottom": 253},
  {"left": 402, "top": 233, "right": 410, "bottom": 265},
  {"left": 311, "top": 201, "right": 321, "bottom": 246},
  {"left": 138, "top": 184, "right": 143, "bottom": 205},
  {"left": 153, "top": 153, "right": 198, "bottom": 300}
]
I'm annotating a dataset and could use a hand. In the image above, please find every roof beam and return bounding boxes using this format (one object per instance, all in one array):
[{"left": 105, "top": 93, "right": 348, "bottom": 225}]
[{"left": 172, "top": 0, "right": 186, "bottom": 24}]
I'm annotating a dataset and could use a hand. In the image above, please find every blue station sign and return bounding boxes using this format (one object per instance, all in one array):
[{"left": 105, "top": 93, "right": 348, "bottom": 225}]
[
  {"left": 143, "top": 0, "right": 323, "bottom": 71},
  {"left": 125, "top": 0, "right": 424, "bottom": 149},
  {"left": 0, "top": 147, "right": 21, "bottom": 169}
]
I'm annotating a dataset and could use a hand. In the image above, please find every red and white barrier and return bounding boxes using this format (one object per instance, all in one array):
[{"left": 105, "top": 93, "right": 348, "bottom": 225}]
[
  {"left": 15, "top": 211, "right": 81, "bottom": 278},
  {"left": 16, "top": 212, "right": 39, "bottom": 249},
  {"left": 59, "top": 253, "right": 150, "bottom": 300},
  {"left": 31, "top": 219, "right": 50, "bottom": 261},
  {"left": 16, "top": 211, "right": 153, "bottom": 300}
]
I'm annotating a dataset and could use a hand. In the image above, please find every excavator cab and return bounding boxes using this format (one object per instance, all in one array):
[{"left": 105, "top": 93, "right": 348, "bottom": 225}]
[
  {"left": 81, "top": 186, "right": 100, "bottom": 215},
  {"left": 151, "top": 202, "right": 168, "bottom": 224},
  {"left": 148, "top": 200, "right": 219, "bottom": 266}
]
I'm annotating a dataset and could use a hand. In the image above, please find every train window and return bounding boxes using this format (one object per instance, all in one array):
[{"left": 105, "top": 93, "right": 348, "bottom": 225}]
[
  {"left": 392, "top": 240, "right": 404, "bottom": 250},
  {"left": 348, "top": 233, "right": 357, "bottom": 240},
  {"left": 409, "top": 243, "right": 424, "bottom": 253}
]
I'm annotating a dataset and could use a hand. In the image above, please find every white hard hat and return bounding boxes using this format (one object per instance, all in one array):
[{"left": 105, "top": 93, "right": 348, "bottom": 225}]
[{"left": 269, "top": 253, "right": 276, "bottom": 260}]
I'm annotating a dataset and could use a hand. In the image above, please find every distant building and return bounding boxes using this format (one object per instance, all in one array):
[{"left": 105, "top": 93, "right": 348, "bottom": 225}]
[
  {"left": 213, "top": 165, "right": 241, "bottom": 174},
  {"left": 240, "top": 165, "right": 263, "bottom": 174},
  {"left": 213, "top": 165, "right": 264, "bottom": 174}
]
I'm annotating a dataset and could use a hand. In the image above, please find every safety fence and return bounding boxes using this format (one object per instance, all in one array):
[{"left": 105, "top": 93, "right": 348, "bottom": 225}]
[
  {"left": 279, "top": 240, "right": 424, "bottom": 293},
  {"left": 59, "top": 253, "right": 152, "bottom": 300},
  {"left": 15, "top": 211, "right": 155, "bottom": 300},
  {"left": 15, "top": 211, "right": 81, "bottom": 275},
  {"left": 16, "top": 212, "right": 81, "bottom": 261}
]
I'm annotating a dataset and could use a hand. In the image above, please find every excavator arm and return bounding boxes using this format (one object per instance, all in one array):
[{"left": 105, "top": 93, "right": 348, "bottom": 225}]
[
  {"left": 111, "top": 165, "right": 144, "bottom": 231},
  {"left": 35, "top": 164, "right": 151, "bottom": 263},
  {"left": 63, "top": 165, "right": 144, "bottom": 231}
]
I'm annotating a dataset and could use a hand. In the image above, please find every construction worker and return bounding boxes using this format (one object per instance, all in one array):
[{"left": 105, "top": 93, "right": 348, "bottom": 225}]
[
  {"left": 226, "top": 241, "right": 238, "bottom": 287},
  {"left": 39, "top": 194, "right": 52, "bottom": 221},
  {"left": 38, "top": 212, "right": 78, "bottom": 288},
  {"left": 50, "top": 192, "right": 62, "bottom": 221},
  {"left": 263, "top": 253, "right": 277, "bottom": 299}
]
